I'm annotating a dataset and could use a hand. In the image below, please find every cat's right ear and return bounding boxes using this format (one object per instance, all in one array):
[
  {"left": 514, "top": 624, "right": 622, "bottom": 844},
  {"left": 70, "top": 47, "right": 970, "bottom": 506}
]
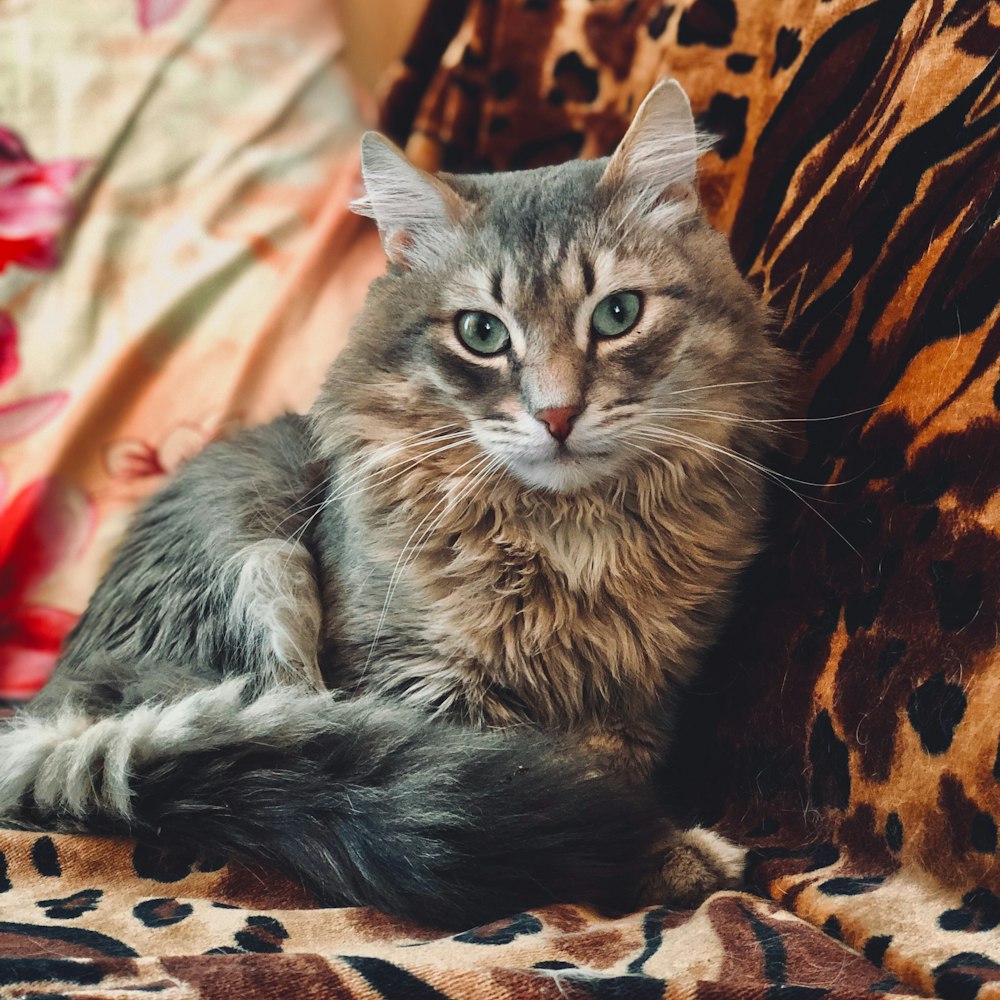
[
  {"left": 351, "top": 133, "right": 470, "bottom": 270},
  {"left": 599, "top": 79, "right": 707, "bottom": 227}
]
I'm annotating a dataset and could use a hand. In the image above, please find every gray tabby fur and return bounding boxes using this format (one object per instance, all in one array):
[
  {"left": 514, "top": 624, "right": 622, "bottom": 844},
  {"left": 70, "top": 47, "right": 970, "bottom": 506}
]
[{"left": 0, "top": 81, "right": 787, "bottom": 925}]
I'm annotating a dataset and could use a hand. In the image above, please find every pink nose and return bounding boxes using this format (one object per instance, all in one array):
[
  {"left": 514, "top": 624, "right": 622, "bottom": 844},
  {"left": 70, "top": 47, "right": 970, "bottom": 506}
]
[{"left": 536, "top": 405, "right": 581, "bottom": 442}]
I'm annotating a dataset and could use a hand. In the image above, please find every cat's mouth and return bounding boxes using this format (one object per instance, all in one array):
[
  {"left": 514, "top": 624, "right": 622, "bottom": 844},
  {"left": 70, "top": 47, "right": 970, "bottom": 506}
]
[
  {"left": 552, "top": 445, "right": 613, "bottom": 462},
  {"left": 505, "top": 443, "right": 618, "bottom": 492}
]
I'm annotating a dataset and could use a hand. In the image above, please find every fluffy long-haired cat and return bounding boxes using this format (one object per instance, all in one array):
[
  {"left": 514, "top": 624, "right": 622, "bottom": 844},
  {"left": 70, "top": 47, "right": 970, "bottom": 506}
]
[{"left": 0, "top": 81, "right": 786, "bottom": 926}]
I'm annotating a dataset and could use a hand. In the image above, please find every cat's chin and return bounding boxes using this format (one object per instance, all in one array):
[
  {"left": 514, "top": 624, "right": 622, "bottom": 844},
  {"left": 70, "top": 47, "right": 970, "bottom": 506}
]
[{"left": 505, "top": 453, "right": 616, "bottom": 494}]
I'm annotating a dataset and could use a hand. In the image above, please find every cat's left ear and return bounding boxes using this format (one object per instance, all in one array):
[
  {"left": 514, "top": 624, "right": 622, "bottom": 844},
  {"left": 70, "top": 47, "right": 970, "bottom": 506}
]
[
  {"left": 351, "top": 133, "right": 471, "bottom": 270},
  {"left": 600, "top": 79, "right": 703, "bottom": 223}
]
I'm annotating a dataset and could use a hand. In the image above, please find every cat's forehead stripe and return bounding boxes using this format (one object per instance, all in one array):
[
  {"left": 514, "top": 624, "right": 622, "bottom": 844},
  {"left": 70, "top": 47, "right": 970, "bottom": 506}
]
[
  {"left": 581, "top": 254, "right": 595, "bottom": 297},
  {"left": 490, "top": 269, "right": 504, "bottom": 307}
]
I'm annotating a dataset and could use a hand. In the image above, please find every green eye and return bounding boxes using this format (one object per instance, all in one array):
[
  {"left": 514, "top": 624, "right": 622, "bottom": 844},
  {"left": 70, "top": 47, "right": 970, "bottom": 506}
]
[
  {"left": 591, "top": 291, "right": 643, "bottom": 339},
  {"left": 455, "top": 311, "right": 511, "bottom": 356}
]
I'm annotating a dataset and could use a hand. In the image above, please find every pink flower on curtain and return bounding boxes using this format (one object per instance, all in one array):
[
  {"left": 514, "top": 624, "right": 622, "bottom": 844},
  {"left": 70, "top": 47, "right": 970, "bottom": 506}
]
[
  {"left": 136, "top": 0, "right": 188, "bottom": 31},
  {"left": 0, "top": 312, "right": 69, "bottom": 443},
  {"left": 0, "top": 126, "right": 86, "bottom": 275},
  {"left": 0, "top": 314, "right": 81, "bottom": 700},
  {"left": 0, "top": 311, "right": 17, "bottom": 384},
  {"left": 0, "top": 476, "right": 93, "bottom": 701},
  {"left": 104, "top": 415, "right": 243, "bottom": 483}
]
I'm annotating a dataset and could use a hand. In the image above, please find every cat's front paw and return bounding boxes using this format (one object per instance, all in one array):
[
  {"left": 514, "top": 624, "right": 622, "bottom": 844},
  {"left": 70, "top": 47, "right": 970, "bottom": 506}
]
[{"left": 640, "top": 825, "right": 747, "bottom": 908}]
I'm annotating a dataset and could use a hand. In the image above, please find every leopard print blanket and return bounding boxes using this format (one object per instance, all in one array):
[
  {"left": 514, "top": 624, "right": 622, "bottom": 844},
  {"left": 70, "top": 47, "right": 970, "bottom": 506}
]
[{"left": 3, "top": 0, "right": 997, "bottom": 997}]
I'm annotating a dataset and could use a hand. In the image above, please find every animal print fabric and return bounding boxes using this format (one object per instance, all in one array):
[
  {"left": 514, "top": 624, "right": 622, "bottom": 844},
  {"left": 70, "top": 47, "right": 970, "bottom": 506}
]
[
  {"left": 2, "top": 1, "right": 998, "bottom": 999},
  {"left": 0, "top": 829, "right": 929, "bottom": 999},
  {"left": 380, "top": 0, "right": 1000, "bottom": 996}
]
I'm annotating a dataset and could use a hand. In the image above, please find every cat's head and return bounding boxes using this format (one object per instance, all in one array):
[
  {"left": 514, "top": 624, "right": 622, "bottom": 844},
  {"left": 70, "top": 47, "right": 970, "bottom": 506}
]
[{"left": 317, "top": 79, "right": 782, "bottom": 494}]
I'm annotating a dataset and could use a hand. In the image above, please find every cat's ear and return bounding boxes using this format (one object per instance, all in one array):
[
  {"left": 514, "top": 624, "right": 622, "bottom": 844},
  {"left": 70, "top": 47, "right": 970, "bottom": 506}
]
[
  {"left": 351, "top": 132, "right": 470, "bottom": 269},
  {"left": 600, "top": 79, "right": 704, "bottom": 224}
]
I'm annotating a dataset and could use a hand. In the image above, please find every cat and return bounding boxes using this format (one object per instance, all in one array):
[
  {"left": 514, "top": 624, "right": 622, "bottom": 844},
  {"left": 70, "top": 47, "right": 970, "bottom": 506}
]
[{"left": 0, "top": 80, "right": 786, "bottom": 926}]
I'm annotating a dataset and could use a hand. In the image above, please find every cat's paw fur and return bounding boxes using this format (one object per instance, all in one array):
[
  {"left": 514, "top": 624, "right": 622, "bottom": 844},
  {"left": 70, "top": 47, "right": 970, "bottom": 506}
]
[
  {"left": 229, "top": 538, "right": 324, "bottom": 690},
  {"left": 641, "top": 826, "right": 747, "bottom": 908}
]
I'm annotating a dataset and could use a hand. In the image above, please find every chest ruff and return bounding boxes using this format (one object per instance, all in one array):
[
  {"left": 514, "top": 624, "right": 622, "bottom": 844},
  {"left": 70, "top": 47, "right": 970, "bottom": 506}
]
[{"left": 334, "top": 454, "right": 762, "bottom": 737}]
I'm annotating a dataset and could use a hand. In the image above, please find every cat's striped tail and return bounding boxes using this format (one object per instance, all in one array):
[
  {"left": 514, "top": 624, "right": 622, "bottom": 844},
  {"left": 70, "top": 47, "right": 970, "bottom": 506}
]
[{"left": 0, "top": 680, "right": 656, "bottom": 926}]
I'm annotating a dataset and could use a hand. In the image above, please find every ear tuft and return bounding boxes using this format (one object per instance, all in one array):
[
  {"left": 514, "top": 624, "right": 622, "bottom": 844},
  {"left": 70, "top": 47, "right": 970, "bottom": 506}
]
[
  {"left": 601, "top": 79, "right": 711, "bottom": 225},
  {"left": 352, "top": 132, "right": 469, "bottom": 269}
]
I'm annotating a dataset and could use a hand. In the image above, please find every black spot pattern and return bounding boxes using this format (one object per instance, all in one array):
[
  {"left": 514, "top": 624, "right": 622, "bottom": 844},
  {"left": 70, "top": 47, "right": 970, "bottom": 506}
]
[
  {"left": 0, "top": 958, "right": 104, "bottom": 987},
  {"left": 971, "top": 813, "right": 997, "bottom": 853},
  {"left": 864, "top": 935, "right": 892, "bottom": 966},
  {"left": 342, "top": 955, "right": 450, "bottom": 1000},
  {"left": 31, "top": 838, "right": 61, "bottom": 878},
  {"left": 549, "top": 51, "right": 599, "bottom": 104},
  {"left": 234, "top": 915, "right": 289, "bottom": 953},
  {"left": 647, "top": 5, "right": 672, "bottom": 39},
  {"left": 676, "top": 0, "right": 737, "bottom": 47},
  {"left": 726, "top": 52, "right": 757, "bottom": 73},
  {"left": 133, "top": 898, "right": 194, "bottom": 928},
  {"left": 697, "top": 92, "right": 749, "bottom": 160},
  {"left": 907, "top": 673, "right": 967, "bottom": 754},
  {"left": 885, "top": 812, "right": 903, "bottom": 852},
  {"left": 809, "top": 710, "right": 851, "bottom": 810},
  {"left": 738, "top": 904, "right": 829, "bottom": 1000},
  {"left": 37, "top": 890, "right": 102, "bottom": 920},
  {"left": 0, "top": 849, "right": 10, "bottom": 892},
  {"left": 939, "top": 889, "right": 1000, "bottom": 933},
  {"left": 818, "top": 876, "right": 885, "bottom": 896},
  {"left": 771, "top": 26, "right": 803, "bottom": 75},
  {"left": 933, "top": 952, "right": 1000, "bottom": 1000},
  {"left": 0, "top": 920, "right": 139, "bottom": 958}
]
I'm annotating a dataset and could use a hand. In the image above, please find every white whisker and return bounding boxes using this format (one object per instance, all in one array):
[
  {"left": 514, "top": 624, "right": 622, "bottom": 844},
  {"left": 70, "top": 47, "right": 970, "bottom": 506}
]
[
  {"left": 628, "top": 428, "right": 863, "bottom": 561},
  {"left": 664, "top": 379, "right": 780, "bottom": 396},
  {"left": 632, "top": 426, "right": 853, "bottom": 491},
  {"left": 646, "top": 404, "right": 879, "bottom": 425},
  {"left": 362, "top": 449, "right": 496, "bottom": 675}
]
